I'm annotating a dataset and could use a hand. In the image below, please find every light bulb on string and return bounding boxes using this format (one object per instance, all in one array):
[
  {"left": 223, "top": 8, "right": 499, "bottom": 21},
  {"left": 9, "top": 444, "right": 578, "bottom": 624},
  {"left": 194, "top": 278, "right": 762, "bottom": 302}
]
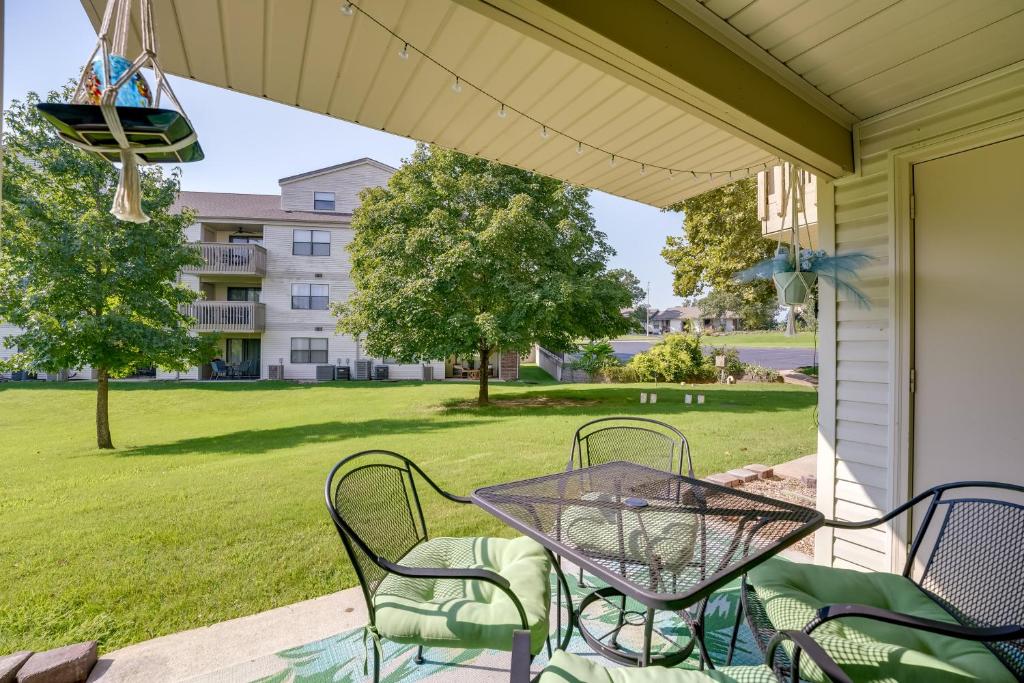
[
  {"left": 540, "top": 126, "right": 549, "bottom": 140},
  {"left": 497, "top": 103, "right": 507, "bottom": 119},
  {"left": 576, "top": 141, "right": 583, "bottom": 155},
  {"left": 398, "top": 43, "right": 409, "bottom": 60},
  {"left": 609, "top": 155, "right": 616, "bottom": 168},
  {"left": 341, "top": 2, "right": 354, "bottom": 15},
  {"left": 640, "top": 164, "right": 646, "bottom": 176},
  {"left": 451, "top": 76, "right": 462, "bottom": 94}
]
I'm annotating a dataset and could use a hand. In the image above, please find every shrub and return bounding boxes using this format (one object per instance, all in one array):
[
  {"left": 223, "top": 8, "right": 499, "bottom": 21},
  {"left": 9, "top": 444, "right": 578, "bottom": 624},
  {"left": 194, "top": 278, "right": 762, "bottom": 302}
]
[
  {"left": 623, "top": 333, "right": 716, "bottom": 383},
  {"left": 571, "top": 339, "right": 620, "bottom": 375},
  {"left": 742, "top": 363, "right": 782, "bottom": 383},
  {"left": 602, "top": 364, "right": 640, "bottom": 383}
]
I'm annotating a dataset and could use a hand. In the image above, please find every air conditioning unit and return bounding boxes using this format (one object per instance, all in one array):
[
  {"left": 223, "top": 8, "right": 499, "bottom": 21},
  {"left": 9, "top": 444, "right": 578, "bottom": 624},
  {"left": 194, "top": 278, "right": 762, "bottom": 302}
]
[
  {"left": 316, "top": 365, "right": 336, "bottom": 381},
  {"left": 422, "top": 365, "right": 434, "bottom": 381},
  {"left": 354, "top": 359, "right": 372, "bottom": 380},
  {"left": 268, "top": 364, "right": 284, "bottom": 380},
  {"left": 374, "top": 365, "right": 390, "bottom": 380}
]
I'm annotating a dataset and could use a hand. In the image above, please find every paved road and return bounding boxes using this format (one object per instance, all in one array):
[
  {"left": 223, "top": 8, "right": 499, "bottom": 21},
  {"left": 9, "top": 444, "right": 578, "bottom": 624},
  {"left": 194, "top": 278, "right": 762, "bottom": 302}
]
[{"left": 610, "top": 339, "right": 816, "bottom": 371}]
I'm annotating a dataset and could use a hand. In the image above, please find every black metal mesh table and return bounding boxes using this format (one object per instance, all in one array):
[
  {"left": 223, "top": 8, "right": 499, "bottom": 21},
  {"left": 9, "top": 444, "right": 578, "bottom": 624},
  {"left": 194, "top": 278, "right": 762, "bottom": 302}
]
[{"left": 472, "top": 461, "right": 823, "bottom": 667}]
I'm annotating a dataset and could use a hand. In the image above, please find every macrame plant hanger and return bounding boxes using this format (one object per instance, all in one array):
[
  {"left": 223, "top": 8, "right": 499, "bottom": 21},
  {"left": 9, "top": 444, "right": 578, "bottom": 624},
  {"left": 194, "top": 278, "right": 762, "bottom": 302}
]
[{"left": 57, "top": 0, "right": 200, "bottom": 223}]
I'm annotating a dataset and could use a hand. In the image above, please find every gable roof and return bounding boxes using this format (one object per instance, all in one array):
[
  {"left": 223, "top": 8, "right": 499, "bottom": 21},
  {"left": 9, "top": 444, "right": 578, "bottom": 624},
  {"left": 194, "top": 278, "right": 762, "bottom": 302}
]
[
  {"left": 171, "top": 191, "right": 349, "bottom": 225},
  {"left": 278, "top": 158, "right": 398, "bottom": 185},
  {"left": 653, "top": 306, "right": 740, "bottom": 321}
]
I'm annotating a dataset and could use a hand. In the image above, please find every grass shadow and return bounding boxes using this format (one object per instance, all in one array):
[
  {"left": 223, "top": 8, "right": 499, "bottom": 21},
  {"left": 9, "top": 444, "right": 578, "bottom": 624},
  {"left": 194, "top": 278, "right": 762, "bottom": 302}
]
[{"left": 117, "top": 417, "right": 496, "bottom": 457}]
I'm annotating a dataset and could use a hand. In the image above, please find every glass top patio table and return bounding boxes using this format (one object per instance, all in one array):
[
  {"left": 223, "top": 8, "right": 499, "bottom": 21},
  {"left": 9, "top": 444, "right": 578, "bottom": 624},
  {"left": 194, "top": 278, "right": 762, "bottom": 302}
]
[{"left": 472, "top": 460, "right": 823, "bottom": 612}]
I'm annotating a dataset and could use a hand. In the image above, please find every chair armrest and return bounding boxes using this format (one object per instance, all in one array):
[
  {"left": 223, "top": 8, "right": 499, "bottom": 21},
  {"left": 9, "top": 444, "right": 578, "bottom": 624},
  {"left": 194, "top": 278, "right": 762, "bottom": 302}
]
[
  {"left": 767, "top": 630, "right": 852, "bottom": 683},
  {"left": 810, "top": 603, "right": 1024, "bottom": 642}
]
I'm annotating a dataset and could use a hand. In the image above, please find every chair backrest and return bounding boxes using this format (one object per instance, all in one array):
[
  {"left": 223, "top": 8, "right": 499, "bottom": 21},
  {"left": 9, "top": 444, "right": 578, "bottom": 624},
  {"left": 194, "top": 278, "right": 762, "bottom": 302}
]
[
  {"left": 211, "top": 359, "right": 225, "bottom": 372},
  {"left": 908, "top": 482, "right": 1024, "bottom": 678},
  {"left": 324, "top": 451, "right": 428, "bottom": 607},
  {"left": 567, "top": 416, "right": 692, "bottom": 476}
]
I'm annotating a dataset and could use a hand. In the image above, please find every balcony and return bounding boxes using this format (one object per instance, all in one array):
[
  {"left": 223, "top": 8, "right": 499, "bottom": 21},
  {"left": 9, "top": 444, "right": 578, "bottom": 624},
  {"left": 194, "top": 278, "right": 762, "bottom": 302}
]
[
  {"left": 184, "top": 301, "right": 266, "bottom": 333},
  {"left": 183, "top": 243, "right": 267, "bottom": 277}
]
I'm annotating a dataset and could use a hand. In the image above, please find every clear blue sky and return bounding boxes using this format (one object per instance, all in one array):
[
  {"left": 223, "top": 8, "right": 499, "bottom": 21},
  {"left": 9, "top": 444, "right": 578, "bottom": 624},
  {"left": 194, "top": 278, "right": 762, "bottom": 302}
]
[{"left": 3, "top": 0, "right": 685, "bottom": 309}]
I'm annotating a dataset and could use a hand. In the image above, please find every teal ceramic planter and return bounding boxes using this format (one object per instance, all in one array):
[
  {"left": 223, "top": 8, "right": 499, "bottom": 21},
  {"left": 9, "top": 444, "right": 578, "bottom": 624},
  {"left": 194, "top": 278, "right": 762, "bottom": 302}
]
[{"left": 773, "top": 270, "right": 817, "bottom": 306}]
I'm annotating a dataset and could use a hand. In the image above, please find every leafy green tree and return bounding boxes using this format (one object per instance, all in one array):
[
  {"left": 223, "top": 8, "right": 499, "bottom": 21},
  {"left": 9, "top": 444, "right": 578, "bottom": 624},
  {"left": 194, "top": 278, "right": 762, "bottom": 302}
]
[
  {"left": 0, "top": 88, "right": 214, "bottom": 448},
  {"left": 697, "top": 288, "right": 777, "bottom": 330},
  {"left": 608, "top": 268, "right": 646, "bottom": 305},
  {"left": 571, "top": 339, "right": 620, "bottom": 376},
  {"left": 661, "top": 178, "right": 778, "bottom": 328},
  {"left": 336, "top": 144, "right": 635, "bottom": 405}
]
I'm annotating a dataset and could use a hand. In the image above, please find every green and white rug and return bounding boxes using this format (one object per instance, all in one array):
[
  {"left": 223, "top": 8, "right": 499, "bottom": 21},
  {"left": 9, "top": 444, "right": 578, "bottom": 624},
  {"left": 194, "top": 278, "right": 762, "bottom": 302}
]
[{"left": 192, "top": 574, "right": 761, "bottom": 682}]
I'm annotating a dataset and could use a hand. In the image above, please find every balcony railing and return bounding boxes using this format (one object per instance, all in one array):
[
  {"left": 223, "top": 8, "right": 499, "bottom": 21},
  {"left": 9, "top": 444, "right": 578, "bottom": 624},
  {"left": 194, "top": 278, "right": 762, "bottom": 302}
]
[
  {"left": 184, "top": 301, "right": 266, "bottom": 333},
  {"left": 183, "top": 243, "right": 267, "bottom": 276}
]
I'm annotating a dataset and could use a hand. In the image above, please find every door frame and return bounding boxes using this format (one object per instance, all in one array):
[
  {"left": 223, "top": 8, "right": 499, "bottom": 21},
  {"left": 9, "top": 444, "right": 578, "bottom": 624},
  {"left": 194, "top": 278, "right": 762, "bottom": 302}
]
[{"left": 887, "top": 114, "right": 1024, "bottom": 571}]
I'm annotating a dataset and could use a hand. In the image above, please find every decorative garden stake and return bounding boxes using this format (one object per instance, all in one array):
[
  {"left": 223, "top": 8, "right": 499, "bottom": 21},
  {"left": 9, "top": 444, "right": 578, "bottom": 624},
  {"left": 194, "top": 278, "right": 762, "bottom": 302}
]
[
  {"left": 35, "top": 0, "right": 203, "bottom": 223},
  {"left": 734, "top": 164, "right": 873, "bottom": 322}
]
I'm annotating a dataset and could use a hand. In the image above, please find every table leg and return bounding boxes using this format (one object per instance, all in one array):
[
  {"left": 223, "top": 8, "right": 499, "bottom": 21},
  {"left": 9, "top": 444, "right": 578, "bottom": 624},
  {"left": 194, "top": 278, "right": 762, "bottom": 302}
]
[{"left": 641, "top": 607, "right": 654, "bottom": 666}]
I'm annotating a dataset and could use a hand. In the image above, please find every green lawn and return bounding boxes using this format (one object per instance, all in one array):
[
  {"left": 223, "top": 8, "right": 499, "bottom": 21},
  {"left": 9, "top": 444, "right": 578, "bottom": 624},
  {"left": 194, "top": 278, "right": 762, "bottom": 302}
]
[
  {"left": 0, "top": 373, "right": 816, "bottom": 654},
  {"left": 617, "top": 331, "right": 817, "bottom": 347}
]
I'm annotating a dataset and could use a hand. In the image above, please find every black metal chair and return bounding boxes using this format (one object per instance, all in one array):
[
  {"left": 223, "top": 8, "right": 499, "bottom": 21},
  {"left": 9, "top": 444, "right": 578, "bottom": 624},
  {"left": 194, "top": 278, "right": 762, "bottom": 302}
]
[
  {"left": 736, "top": 481, "right": 1024, "bottom": 681},
  {"left": 562, "top": 417, "right": 703, "bottom": 667},
  {"left": 566, "top": 416, "right": 692, "bottom": 476},
  {"left": 324, "top": 450, "right": 572, "bottom": 683}
]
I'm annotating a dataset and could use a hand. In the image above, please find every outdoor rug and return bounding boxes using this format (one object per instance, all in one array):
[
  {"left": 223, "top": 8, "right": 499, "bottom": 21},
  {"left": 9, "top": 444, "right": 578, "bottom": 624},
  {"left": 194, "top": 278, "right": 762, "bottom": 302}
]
[{"left": 189, "top": 572, "right": 762, "bottom": 682}]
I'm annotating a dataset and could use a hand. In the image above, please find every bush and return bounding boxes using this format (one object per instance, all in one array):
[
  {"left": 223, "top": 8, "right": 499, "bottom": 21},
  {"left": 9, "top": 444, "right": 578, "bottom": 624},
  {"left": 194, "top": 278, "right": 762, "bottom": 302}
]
[
  {"left": 622, "top": 333, "right": 716, "bottom": 383},
  {"left": 709, "top": 346, "right": 743, "bottom": 379},
  {"left": 571, "top": 340, "right": 620, "bottom": 375},
  {"left": 602, "top": 364, "right": 640, "bottom": 383},
  {"left": 742, "top": 363, "right": 782, "bottom": 383}
]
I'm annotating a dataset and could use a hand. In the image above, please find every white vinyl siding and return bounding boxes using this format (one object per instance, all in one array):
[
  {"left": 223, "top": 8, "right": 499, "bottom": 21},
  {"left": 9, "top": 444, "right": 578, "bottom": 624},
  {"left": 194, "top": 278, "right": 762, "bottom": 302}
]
[
  {"left": 280, "top": 162, "right": 394, "bottom": 214},
  {"left": 819, "top": 65, "right": 1024, "bottom": 573}
]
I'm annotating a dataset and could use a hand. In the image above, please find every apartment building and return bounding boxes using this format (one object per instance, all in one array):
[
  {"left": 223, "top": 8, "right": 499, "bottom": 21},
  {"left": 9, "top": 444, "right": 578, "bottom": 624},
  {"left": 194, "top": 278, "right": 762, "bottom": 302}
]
[{"left": 1, "top": 157, "right": 521, "bottom": 382}]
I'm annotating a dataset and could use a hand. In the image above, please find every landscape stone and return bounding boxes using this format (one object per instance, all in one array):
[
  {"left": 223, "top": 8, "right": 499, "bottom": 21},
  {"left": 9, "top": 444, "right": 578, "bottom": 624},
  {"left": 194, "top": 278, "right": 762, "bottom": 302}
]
[
  {"left": 0, "top": 652, "right": 32, "bottom": 683},
  {"left": 703, "top": 472, "right": 742, "bottom": 488},
  {"left": 726, "top": 468, "right": 759, "bottom": 483},
  {"left": 801, "top": 474, "right": 818, "bottom": 488},
  {"left": 743, "top": 464, "right": 773, "bottom": 479},
  {"left": 16, "top": 642, "right": 97, "bottom": 683}
]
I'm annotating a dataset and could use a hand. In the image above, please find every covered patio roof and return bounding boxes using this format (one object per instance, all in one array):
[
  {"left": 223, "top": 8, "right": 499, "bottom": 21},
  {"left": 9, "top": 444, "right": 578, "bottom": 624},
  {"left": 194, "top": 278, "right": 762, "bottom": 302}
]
[{"left": 78, "top": 0, "right": 1024, "bottom": 206}]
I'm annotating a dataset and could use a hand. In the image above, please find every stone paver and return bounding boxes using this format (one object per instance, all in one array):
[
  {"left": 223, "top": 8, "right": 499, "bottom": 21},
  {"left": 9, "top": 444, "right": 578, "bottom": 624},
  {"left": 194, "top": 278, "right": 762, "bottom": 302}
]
[
  {"left": 774, "top": 454, "right": 817, "bottom": 481},
  {"left": 0, "top": 652, "right": 32, "bottom": 683},
  {"left": 743, "top": 464, "right": 773, "bottom": 479},
  {"left": 726, "top": 468, "right": 759, "bottom": 483},
  {"left": 704, "top": 472, "right": 742, "bottom": 488},
  {"left": 17, "top": 642, "right": 96, "bottom": 683}
]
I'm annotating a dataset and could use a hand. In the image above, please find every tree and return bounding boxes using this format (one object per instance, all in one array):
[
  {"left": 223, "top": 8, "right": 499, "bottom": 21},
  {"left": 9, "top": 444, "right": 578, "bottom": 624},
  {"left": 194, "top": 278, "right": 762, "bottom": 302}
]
[
  {"left": 608, "top": 268, "right": 646, "bottom": 305},
  {"left": 661, "top": 177, "right": 779, "bottom": 328},
  {"left": 697, "top": 288, "right": 777, "bottom": 331},
  {"left": 336, "top": 144, "right": 635, "bottom": 405},
  {"left": 0, "top": 88, "right": 214, "bottom": 448}
]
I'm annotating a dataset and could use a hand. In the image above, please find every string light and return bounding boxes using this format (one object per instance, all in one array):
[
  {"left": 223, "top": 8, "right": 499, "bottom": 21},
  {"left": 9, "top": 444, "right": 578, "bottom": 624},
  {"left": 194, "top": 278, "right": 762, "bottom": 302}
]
[{"left": 338, "top": 0, "right": 766, "bottom": 180}]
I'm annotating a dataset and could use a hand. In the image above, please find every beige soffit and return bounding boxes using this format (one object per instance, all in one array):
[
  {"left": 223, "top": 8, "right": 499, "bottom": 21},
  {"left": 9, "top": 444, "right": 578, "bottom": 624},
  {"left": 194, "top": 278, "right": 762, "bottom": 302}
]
[
  {"left": 694, "top": 0, "right": 1024, "bottom": 120},
  {"left": 79, "top": 0, "right": 857, "bottom": 207}
]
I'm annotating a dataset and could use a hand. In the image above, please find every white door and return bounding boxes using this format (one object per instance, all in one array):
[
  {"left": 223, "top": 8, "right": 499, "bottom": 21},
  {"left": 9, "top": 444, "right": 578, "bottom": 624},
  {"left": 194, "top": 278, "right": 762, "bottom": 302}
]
[{"left": 913, "top": 135, "right": 1024, "bottom": 495}]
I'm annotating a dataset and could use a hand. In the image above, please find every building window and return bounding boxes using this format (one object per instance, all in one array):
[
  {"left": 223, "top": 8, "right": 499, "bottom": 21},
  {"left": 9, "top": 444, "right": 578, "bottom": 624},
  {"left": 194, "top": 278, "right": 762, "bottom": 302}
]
[
  {"left": 293, "top": 229, "right": 330, "bottom": 256},
  {"left": 313, "top": 192, "right": 336, "bottom": 211},
  {"left": 290, "top": 337, "right": 328, "bottom": 364},
  {"left": 291, "top": 283, "right": 329, "bottom": 310},
  {"left": 227, "top": 286, "right": 262, "bottom": 302}
]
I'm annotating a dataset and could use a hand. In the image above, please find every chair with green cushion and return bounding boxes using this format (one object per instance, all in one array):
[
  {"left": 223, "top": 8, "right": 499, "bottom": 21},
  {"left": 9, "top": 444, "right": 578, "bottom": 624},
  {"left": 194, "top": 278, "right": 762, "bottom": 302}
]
[
  {"left": 532, "top": 629, "right": 853, "bottom": 683},
  {"left": 736, "top": 481, "right": 1024, "bottom": 682},
  {"left": 324, "top": 450, "right": 572, "bottom": 683}
]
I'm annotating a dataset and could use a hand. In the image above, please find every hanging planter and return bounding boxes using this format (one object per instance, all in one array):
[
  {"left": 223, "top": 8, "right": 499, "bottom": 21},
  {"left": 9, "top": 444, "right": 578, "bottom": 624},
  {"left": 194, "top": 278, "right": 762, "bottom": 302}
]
[
  {"left": 772, "top": 270, "right": 817, "bottom": 307},
  {"left": 35, "top": 0, "right": 203, "bottom": 223}
]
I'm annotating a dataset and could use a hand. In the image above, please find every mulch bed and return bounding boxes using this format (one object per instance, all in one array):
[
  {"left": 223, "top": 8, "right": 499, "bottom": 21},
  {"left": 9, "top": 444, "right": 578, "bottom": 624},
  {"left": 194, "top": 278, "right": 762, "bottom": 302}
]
[{"left": 739, "top": 476, "right": 817, "bottom": 556}]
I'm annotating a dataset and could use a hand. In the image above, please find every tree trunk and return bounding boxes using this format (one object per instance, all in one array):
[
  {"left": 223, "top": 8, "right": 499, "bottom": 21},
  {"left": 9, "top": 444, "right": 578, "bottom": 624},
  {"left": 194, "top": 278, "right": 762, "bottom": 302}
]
[
  {"left": 478, "top": 347, "right": 490, "bottom": 406},
  {"left": 96, "top": 368, "right": 114, "bottom": 449}
]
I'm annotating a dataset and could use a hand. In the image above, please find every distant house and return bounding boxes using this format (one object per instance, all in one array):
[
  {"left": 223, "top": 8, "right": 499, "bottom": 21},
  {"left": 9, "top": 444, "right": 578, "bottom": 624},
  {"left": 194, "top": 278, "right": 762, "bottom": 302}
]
[{"left": 652, "top": 306, "right": 741, "bottom": 334}]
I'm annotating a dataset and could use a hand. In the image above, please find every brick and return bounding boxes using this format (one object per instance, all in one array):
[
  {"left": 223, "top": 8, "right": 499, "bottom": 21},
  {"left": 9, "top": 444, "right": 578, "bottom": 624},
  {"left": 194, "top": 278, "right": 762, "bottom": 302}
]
[
  {"left": 743, "top": 464, "right": 773, "bottom": 479},
  {"left": 703, "top": 472, "right": 742, "bottom": 488},
  {"left": 726, "top": 468, "right": 758, "bottom": 483},
  {"left": 17, "top": 642, "right": 96, "bottom": 683},
  {"left": 1, "top": 652, "right": 32, "bottom": 683}
]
